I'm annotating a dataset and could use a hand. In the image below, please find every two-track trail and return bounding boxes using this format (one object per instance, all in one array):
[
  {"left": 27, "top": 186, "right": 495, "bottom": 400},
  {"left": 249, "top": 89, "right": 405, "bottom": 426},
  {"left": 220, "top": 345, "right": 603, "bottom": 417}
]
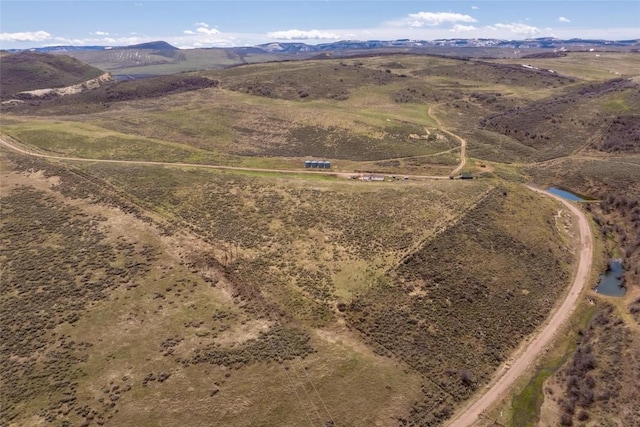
[{"left": 427, "top": 104, "right": 467, "bottom": 176}]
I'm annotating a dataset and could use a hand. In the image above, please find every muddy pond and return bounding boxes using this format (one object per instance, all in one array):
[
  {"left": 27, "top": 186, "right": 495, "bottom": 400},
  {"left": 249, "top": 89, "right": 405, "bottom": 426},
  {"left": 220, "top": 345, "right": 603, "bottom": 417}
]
[{"left": 595, "top": 259, "right": 626, "bottom": 297}]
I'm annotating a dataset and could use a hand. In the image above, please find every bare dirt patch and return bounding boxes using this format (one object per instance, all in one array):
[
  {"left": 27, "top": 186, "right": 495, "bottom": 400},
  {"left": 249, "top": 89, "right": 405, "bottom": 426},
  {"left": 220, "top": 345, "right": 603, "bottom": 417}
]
[{"left": 215, "top": 319, "right": 273, "bottom": 346}]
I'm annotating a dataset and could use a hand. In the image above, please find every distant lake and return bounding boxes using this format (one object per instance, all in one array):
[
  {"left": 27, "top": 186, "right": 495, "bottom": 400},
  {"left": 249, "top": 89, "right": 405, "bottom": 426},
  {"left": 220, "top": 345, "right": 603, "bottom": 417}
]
[
  {"left": 547, "top": 187, "right": 584, "bottom": 202},
  {"left": 595, "top": 259, "right": 626, "bottom": 297}
]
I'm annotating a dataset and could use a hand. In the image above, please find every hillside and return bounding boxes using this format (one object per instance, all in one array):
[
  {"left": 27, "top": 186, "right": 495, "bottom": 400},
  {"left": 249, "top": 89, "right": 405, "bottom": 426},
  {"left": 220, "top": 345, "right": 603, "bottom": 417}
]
[
  {"left": 0, "top": 52, "right": 104, "bottom": 98},
  {"left": 65, "top": 47, "right": 284, "bottom": 76},
  {"left": 0, "top": 148, "right": 573, "bottom": 427},
  {"left": 6, "top": 52, "right": 638, "bottom": 167},
  {"left": 1, "top": 50, "right": 639, "bottom": 427}
]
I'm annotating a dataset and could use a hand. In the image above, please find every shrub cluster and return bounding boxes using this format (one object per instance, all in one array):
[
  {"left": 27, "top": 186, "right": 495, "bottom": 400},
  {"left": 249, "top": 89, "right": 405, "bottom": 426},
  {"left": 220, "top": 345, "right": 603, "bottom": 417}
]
[
  {"left": 412, "top": 59, "right": 570, "bottom": 89},
  {"left": 479, "top": 78, "right": 636, "bottom": 161},
  {"left": 393, "top": 87, "right": 433, "bottom": 104},
  {"left": 593, "top": 115, "right": 640, "bottom": 153},
  {"left": 223, "top": 61, "right": 400, "bottom": 102},
  {"left": 5, "top": 74, "right": 219, "bottom": 115},
  {"left": 346, "top": 188, "right": 569, "bottom": 421},
  {"left": 188, "top": 326, "right": 314, "bottom": 367},
  {"left": 600, "top": 193, "right": 640, "bottom": 261},
  {"left": 555, "top": 303, "right": 640, "bottom": 426},
  {"left": 5, "top": 151, "right": 152, "bottom": 222},
  {"left": 75, "top": 75, "right": 217, "bottom": 104},
  {"left": 629, "top": 297, "right": 640, "bottom": 324},
  {"left": 470, "top": 91, "right": 502, "bottom": 104},
  {"left": 233, "top": 123, "right": 437, "bottom": 161},
  {"left": 0, "top": 182, "right": 158, "bottom": 426}
]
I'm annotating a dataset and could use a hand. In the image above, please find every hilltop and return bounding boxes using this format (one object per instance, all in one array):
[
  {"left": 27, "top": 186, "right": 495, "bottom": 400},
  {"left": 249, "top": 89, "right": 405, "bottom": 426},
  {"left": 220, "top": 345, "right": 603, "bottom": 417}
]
[
  {"left": 121, "top": 41, "right": 179, "bottom": 51},
  {"left": 0, "top": 51, "right": 104, "bottom": 98}
]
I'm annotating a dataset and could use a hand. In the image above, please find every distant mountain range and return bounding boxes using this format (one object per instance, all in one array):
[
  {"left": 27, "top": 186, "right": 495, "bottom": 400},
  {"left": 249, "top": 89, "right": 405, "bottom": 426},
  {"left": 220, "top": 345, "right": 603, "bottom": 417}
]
[
  {"left": 4, "top": 37, "right": 637, "bottom": 79},
  {"left": 6, "top": 37, "right": 639, "bottom": 54},
  {"left": 256, "top": 37, "right": 639, "bottom": 53}
]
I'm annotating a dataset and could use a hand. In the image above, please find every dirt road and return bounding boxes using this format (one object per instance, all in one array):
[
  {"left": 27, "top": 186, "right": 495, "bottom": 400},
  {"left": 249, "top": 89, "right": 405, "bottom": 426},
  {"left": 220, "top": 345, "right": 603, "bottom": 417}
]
[
  {"left": 445, "top": 128, "right": 467, "bottom": 176},
  {"left": 0, "top": 136, "right": 450, "bottom": 180},
  {"left": 427, "top": 105, "right": 467, "bottom": 177},
  {"left": 2, "top": 104, "right": 469, "bottom": 180},
  {"left": 447, "top": 185, "right": 594, "bottom": 427}
]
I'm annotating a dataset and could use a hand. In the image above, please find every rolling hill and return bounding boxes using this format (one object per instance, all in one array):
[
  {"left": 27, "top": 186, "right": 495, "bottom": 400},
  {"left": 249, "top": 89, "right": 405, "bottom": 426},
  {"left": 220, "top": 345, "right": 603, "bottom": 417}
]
[
  {"left": 1, "top": 49, "right": 639, "bottom": 427},
  {"left": 0, "top": 51, "right": 104, "bottom": 98}
]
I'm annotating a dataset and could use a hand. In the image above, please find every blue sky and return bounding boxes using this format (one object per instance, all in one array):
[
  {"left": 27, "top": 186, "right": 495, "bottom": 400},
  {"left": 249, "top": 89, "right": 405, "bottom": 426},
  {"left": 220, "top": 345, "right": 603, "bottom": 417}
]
[{"left": 1, "top": 1, "right": 639, "bottom": 49}]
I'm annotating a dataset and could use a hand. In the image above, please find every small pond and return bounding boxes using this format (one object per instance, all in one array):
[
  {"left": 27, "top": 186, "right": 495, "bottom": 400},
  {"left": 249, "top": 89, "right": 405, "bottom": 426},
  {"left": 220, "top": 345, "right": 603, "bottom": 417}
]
[
  {"left": 595, "top": 259, "right": 626, "bottom": 297},
  {"left": 547, "top": 187, "right": 584, "bottom": 202}
]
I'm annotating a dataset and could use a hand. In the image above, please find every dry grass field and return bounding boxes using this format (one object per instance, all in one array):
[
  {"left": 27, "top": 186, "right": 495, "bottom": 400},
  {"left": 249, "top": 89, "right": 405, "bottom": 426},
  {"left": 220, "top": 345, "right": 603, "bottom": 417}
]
[
  {"left": 2, "top": 50, "right": 639, "bottom": 426},
  {"left": 0, "top": 145, "right": 573, "bottom": 427},
  {"left": 1, "top": 151, "right": 428, "bottom": 427}
]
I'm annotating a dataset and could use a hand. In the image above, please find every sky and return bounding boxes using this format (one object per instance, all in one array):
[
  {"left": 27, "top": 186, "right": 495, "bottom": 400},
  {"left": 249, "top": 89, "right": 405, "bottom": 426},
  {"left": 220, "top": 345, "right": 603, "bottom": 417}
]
[{"left": 1, "top": 1, "right": 639, "bottom": 49}]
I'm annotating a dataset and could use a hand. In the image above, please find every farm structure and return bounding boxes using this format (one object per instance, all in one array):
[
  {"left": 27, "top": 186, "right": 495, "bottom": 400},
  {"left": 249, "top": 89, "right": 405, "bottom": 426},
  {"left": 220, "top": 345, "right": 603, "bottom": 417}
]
[{"left": 304, "top": 160, "right": 331, "bottom": 169}]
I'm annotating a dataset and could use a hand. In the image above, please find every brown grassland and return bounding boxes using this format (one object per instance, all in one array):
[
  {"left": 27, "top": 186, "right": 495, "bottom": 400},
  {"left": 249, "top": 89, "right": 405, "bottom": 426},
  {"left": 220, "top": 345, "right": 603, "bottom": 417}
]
[{"left": 1, "top": 50, "right": 639, "bottom": 426}]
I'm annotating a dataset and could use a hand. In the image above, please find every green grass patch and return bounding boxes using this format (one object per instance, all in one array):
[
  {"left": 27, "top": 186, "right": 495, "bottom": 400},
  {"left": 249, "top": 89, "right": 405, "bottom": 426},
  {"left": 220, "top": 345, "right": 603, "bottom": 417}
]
[
  {"left": 600, "top": 96, "right": 630, "bottom": 113},
  {"left": 511, "top": 363, "right": 562, "bottom": 427},
  {"left": 2, "top": 120, "right": 238, "bottom": 164},
  {"left": 509, "top": 302, "right": 596, "bottom": 426}
]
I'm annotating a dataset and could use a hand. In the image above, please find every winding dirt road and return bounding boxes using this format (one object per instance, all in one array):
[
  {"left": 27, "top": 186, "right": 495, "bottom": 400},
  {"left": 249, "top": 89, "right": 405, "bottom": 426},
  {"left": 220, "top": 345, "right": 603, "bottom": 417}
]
[
  {"left": 427, "top": 105, "right": 467, "bottom": 176},
  {"left": 447, "top": 186, "right": 594, "bottom": 427},
  {"left": 446, "top": 128, "right": 467, "bottom": 176}
]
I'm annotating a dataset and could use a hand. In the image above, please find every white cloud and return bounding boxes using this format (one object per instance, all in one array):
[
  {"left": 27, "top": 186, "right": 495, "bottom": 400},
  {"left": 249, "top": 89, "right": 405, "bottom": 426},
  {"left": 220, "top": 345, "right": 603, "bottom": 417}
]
[
  {"left": 183, "top": 23, "right": 220, "bottom": 36},
  {"left": 558, "top": 16, "right": 571, "bottom": 23},
  {"left": 52, "top": 35, "right": 143, "bottom": 46},
  {"left": 171, "top": 23, "right": 237, "bottom": 48},
  {"left": 404, "top": 12, "right": 477, "bottom": 27},
  {"left": 451, "top": 24, "right": 477, "bottom": 33},
  {"left": 2, "top": 11, "right": 637, "bottom": 51},
  {"left": 0, "top": 30, "right": 52, "bottom": 42},
  {"left": 489, "top": 23, "right": 541, "bottom": 37},
  {"left": 267, "top": 29, "right": 341, "bottom": 40},
  {"left": 471, "top": 6, "right": 479, "bottom": 10},
  {"left": 196, "top": 27, "right": 220, "bottom": 35}
]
